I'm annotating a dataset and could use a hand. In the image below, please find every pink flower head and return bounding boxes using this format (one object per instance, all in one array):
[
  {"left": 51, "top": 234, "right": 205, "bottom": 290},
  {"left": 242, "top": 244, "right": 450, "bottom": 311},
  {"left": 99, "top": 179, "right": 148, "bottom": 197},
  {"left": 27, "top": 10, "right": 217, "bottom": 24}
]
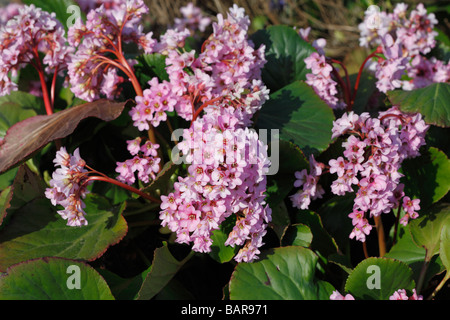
[
  {"left": 46, "top": 147, "right": 91, "bottom": 226},
  {"left": 0, "top": 4, "right": 72, "bottom": 96},
  {"left": 66, "top": 0, "right": 154, "bottom": 101}
]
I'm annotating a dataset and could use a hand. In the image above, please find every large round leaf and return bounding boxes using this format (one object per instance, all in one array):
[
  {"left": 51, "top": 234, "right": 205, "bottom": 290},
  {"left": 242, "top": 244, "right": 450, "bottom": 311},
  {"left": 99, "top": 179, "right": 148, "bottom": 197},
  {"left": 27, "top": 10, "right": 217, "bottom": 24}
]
[
  {"left": 345, "top": 257, "right": 415, "bottom": 300},
  {"left": 0, "top": 193, "right": 128, "bottom": 271},
  {"left": 251, "top": 25, "right": 316, "bottom": 92},
  {"left": 401, "top": 147, "right": 450, "bottom": 209},
  {"left": 409, "top": 202, "right": 450, "bottom": 262},
  {"left": 137, "top": 245, "right": 193, "bottom": 300},
  {"left": 281, "top": 224, "right": 313, "bottom": 247},
  {"left": 387, "top": 83, "right": 450, "bottom": 128},
  {"left": 385, "top": 225, "right": 443, "bottom": 286},
  {"left": 256, "top": 81, "right": 334, "bottom": 156},
  {"left": 229, "top": 246, "right": 335, "bottom": 300},
  {"left": 438, "top": 222, "right": 450, "bottom": 293},
  {"left": 441, "top": 221, "right": 450, "bottom": 272},
  {"left": 0, "top": 257, "right": 114, "bottom": 300},
  {"left": 293, "top": 210, "right": 339, "bottom": 258}
]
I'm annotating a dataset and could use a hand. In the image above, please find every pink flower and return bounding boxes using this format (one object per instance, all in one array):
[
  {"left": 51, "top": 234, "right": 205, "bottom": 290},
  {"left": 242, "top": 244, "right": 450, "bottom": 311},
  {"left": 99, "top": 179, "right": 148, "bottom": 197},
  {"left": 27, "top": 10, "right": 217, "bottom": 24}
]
[
  {"left": 400, "top": 196, "right": 420, "bottom": 225},
  {"left": 330, "top": 291, "right": 355, "bottom": 300},
  {"left": 329, "top": 156, "right": 346, "bottom": 177},
  {"left": 0, "top": 4, "right": 71, "bottom": 96},
  {"left": 159, "top": 121, "right": 271, "bottom": 262},
  {"left": 46, "top": 147, "right": 91, "bottom": 227},
  {"left": 389, "top": 289, "right": 423, "bottom": 300},
  {"left": 66, "top": 0, "right": 155, "bottom": 101}
]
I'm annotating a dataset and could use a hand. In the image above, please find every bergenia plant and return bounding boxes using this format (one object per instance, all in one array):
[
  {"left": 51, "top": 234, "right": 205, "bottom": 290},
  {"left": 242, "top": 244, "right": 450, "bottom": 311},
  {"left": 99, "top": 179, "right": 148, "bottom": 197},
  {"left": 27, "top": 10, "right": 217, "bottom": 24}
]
[{"left": 0, "top": 0, "right": 448, "bottom": 304}]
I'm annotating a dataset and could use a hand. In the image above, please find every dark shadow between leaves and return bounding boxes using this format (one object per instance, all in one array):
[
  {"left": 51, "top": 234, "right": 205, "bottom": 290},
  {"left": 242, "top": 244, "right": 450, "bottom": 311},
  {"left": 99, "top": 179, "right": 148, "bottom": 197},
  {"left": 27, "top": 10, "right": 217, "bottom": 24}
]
[{"left": 0, "top": 197, "right": 58, "bottom": 243}]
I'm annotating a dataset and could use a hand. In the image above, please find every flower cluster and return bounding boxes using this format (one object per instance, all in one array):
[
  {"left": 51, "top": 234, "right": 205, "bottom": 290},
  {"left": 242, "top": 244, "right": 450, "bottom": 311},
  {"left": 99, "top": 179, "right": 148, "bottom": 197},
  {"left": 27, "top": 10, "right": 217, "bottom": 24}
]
[
  {"left": 45, "top": 147, "right": 91, "bottom": 227},
  {"left": 332, "top": 108, "right": 427, "bottom": 241},
  {"left": 329, "top": 290, "right": 355, "bottom": 300},
  {"left": 389, "top": 289, "right": 423, "bottom": 300},
  {"left": 374, "top": 34, "right": 409, "bottom": 93},
  {"left": 360, "top": 3, "right": 437, "bottom": 54},
  {"left": 157, "top": 6, "right": 272, "bottom": 262},
  {"left": 154, "top": 4, "right": 268, "bottom": 125},
  {"left": 160, "top": 112, "right": 271, "bottom": 262},
  {"left": 0, "top": 3, "right": 21, "bottom": 26},
  {"left": 67, "top": 0, "right": 156, "bottom": 101},
  {"left": 127, "top": 4, "right": 267, "bottom": 133},
  {"left": 115, "top": 137, "right": 161, "bottom": 185},
  {"left": 291, "top": 107, "right": 428, "bottom": 242},
  {"left": 304, "top": 51, "right": 345, "bottom": 109},
  {"left": 130, "top": 77, "right": 178, "bottom": 130},
  {"left": 0, "top": 4, "right": 71, "bottom": 96},
  {"left": 290, "top": 154, "right": 325, "bottom": 210},
  {"left": 330, "top": 288, "right": 422, "bottom": 300},
  {"left": 359, "top": 3, "right": 450, "bottom": 92}
]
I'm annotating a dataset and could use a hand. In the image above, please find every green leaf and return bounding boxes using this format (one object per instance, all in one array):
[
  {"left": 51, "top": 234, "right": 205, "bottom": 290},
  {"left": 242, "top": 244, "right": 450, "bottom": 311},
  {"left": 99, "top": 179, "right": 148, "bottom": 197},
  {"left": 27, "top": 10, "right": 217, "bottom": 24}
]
[
  {"left": 439, "top": 221, "right": 450, "bottom": 293},
  {"left": 137, "top": 244, "right": 193, "bottom": 300},
  {"left": 294, "top": 210, "right": 339, "bottom": 257},
  {"left": 22, "top": 0, "right": 84, "bottom": 31},
  {"left": 257, "top": 81, "right": 334, "bottom": 156},
  {"left": 409, "top": 202, "right": 450, "bottom": 262},
  {"left": 0, "top": 91, "right": 45, "bottom": 139},
  {"left": 0, "top": 168, "right": 18, "bottom": 192},
  {"left": 387, "top": 83, "right": 450, "bottom": 127},
  {"left": 251, "top": 25, "right": 316, "bottom": 92},
  {"left": 0, "top": 165, "right": 46, "bottom": 228},
  {"left": 385, "top": 227, "right": 426, "bottom": 266},
  {"left": 401, "top": 147, "right": 450, "bottom": 209},
  {"left": 229, "top": 246, "right": 335, "bottom": 300},
  {"left": 269, "top": 200, "right": 291, "bottom": 241},
  {"left": 345, "top": 257, "right": 415, "bottom": 300},
  {"left": 441, "top": 221, "right": 450, "bottom": 272},
  {"left": 385, "top": 225, "right": 443, "bottom": 286},
  {"left": 97, "top": 267, "right": 151, "bottom": 300},
  {"left": 281, "top": 224, "right": 313, "bottom": 247},
  {"left": 134, "top": 53, "right": 170, "bottom": 85},
  {"left": 209, "top": 214, "right": 239, "bottom": 263},
  {"left": 425, "top": 126, "right": 450, "bottom": 157},
  {"left": 0, "top": 257, "right": 114, "bottom": 300},
  {"left": 0, "top": 193, "right": 128, "bottom": 272},
  {"left": 0, "top": 187, "right": 13, "bottom": 227},
  {"left": 318, "top": 194, "right": 355, "bottom": 254}
]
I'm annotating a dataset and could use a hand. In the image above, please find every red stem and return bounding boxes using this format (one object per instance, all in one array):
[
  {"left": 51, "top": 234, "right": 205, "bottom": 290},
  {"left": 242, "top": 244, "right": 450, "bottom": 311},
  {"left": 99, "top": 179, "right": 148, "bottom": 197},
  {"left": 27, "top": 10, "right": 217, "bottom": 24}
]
[
  {"left": 330, "top": 59, "right": 351, "bottom": 106},
  {"left": 379, "top": 113, "right": 404, "bottom": 123},
  {"left": 350, "top": 46, "right": 383, "bottom": 110},
  {"left": 85, "top": 175, "right": 161, "bottom": 204},
  {"left": 190, "top": 96, "right": 225, "bottom": 126},
  {"left": 33, "top": 49, "right": 53, "bottom": 115},
  {"left": 332, "top": 68, "right": 350, "bottom": 108}
]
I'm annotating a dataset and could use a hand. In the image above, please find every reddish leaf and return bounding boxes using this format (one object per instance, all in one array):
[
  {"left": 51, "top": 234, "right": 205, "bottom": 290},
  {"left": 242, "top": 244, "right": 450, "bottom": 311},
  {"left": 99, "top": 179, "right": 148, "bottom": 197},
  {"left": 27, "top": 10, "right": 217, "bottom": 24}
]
[{"left": 0, "top": 99, "right": 127, "bottom": 174}]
